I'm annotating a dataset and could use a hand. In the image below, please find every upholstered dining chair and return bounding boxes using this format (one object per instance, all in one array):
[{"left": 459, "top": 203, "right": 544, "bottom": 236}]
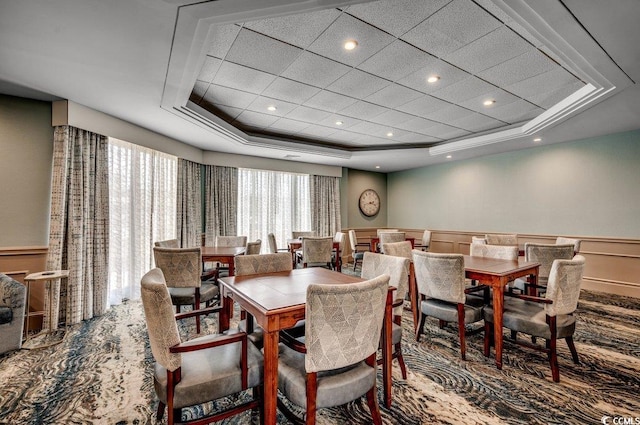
[
  {"left": 277, "top": 274, "right": 389, "bottom": 425},
  {"left": 471, "top": 236, "right": 487, "bottom": 245},
  {"left": 155, "top": 239, "right": 219, "bottom": 281},
  {"left": 512, "top": 243, "right": 575, "bottom": 295},
  {"left": 348, "top": 229, "right": 368, "bottom": 272},
  {"left": 213, "top": 236, "right": 248, "bottom": 277},
  {"left": 292, "top": 231, "right": 315, "bottom": 239},
  {"left": 331, "top": 231, "right": 346, "bottom": 270},
  {"left": 301, "top": 236, "right": 334, "bottom": 269},
  {"left": 154, "top": 239, "right": 180, "bottom": 248},
  {"left": 377, "top": 229, "right": 399, "bottom": 236},
  {"left": 556, "top": 237, "right": 582, "bottom": 254},
  {"left": 0, "top": 272, "right": 27, "bottom": 354},
  {"left": 140, "top": 268, "right": 263, "bottom": 425},
  {"left": 267, "top": 233, "right": 288, "bottom": 254},
  {"left": 485, "top": 233, "right": 518, "bottom": 246},
  {"left": 412, "top": 251, "right": 484, "bottom": 360},
  {"left": 378, "top": 232, "right": 406, "bottom": 254},
  {"left": 413, "top": 230, "right": 432, "bottom": 251},
  {"left": 483, "top": 256, "right": 586, "bottom": 382},
  {"left": 244, "top": 239, "right": 262, "bottom": 255},
  {"left": 152, "top": 247, "right": 220, "bottom": 334},
  {"left": 469, "top": 243, "right": 518, "bottom": 300},
  {"left": 361, "top": 251, "right": 410, "bottom": 380}
]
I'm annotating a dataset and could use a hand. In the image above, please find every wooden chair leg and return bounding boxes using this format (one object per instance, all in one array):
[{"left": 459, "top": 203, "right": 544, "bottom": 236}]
[
  {"left": 416, "top": 313, "right": 426, "bottom": 342},
  {"left": 438, "top": 319, "right": 446, "bottom": 329},
  {"left": 457, "top": 303, "right": 466, "bottom": 360},
  {"left": 483, "top": 320, "right": 492, "bottom": 357},
  {"left": 566, "top": 336, "right": 580, "bottom": 364},
  {"left": 395, "top": 343, "right": 408, "bottom": 379},
  {"left": 510, "top": 330, "right": 518, "bottom": 340},
  {"left": 365, "top": 386, "right": 383, "bottom": 425},
  {"left": 156, "top": 402, "right": 165, "bottom": 421},
  {"left": 305, "top": 372, "right": 318, "bottom": 425},
  {"left": 548, "top": 316, "right": 560, "bottom": 382}
]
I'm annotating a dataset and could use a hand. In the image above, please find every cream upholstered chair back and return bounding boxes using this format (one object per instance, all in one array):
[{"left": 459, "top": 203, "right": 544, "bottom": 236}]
[
  {"left": 301, "top": 236, "right": 333, "bottom": 265},
  {"left": 377, "top": 229, "right": 398, "bottom": 236},
  {"left": 382, "top": 241, "right": 412, "bottom": 260},
  {"left": 471, "top": 236, "right": 486, "bottom": 245},
  {"left": 235, "top": 253, "right": 292, "bottom": 276},
  {"left": 267, "top": 233, "right": 278, "bottom": 253},
  {"left": 333, "top": 231, "right": 346, "bottom": 251},
  {"left": 348, "top": 229, "right": 358, "bottom": 251},
  {"left": 545, "top": 255, "right": 586, "bottom": 317},
  {"left": 525, "top": 243, "right": 575, "bottom": 279},
  {"left": 140, "top": 268, "right": 182, "bottom": 371},
  {"left": 245, "top": 239, "right": 262, "bottom": 255},
  {"left": 153, "top": 247, "right": 202, "bottom": 288},
  {"left": 421, "top": 230, "right": 432, "bottom": 248},
  {"left": 412, "top": 251, "right": 466, "bottom": 304},
  {"left": 485, "top": 233, "right": 518, "bottom": 246},
  {"left": 556, "top": 237, "right": 581, "bottom": 254},
  {"left": 304, "top": 274, "right": 389, "bottom": 373},
  {"left": 378, "top": 232, "right": 405, "bottom": 253},
  {"left": 292, "top": 231, "right": 315, "bottom": 239},
  {"left": 215, "top": 236, "right": 247, "bottom": 247},
  {"left": 361, "top": 252, "right": 409, "bottom": 316},
  {"left": 155, "top": 239, "right": 180, "bottom": 248},
  {"left": 470, "top": 244, "right": 518, "bottom": 260}
]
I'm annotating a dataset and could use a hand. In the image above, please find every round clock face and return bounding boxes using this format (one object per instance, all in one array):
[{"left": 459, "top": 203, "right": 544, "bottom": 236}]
[{"left": 359, "top": 189, "right": 380, "bottom": 217}]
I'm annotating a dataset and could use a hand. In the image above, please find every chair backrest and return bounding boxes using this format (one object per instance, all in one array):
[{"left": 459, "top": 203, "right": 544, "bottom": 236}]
[
  {"left": 245, "top": 239, "right": 262, "bottom": 255},
  {"left": 154, "top": 239, "right": 180, "bottom": 248},
  {"left": 525, "top": 243, "right": 575, "bottom": 279},
  {"left": 153, "top": 247, "right": 202, "bottom": 288},
  {"left": 215, "top": 236, "right": 247, "bottom": 248},
  {"left": 377, "top": 229, "right": 398, "bottom": 236},
  {"left": 421, "top": 230, "right": 432, "bottom": 247},
  {"left": 556, "top": 237, "right": 581, "bottom": 254},
  {"left": 471, "top": 236, "right": 486, "bottom": 245},
  {"left": 292, "top": 231, "right": 315, "bottom": 239},
  {"left": 381, "top": 241, "right": 412, "bottom": 260},
  {"left": 361, "top": 251, "right": 409, "bottom": 316},
  {"left": 470, "top": 243, "right": 518, "bottom": 260},
  {"left": 545, "top": 255, "right": 586, "bottom": 317},
  {"left": 412, "top": 251, "right": 466, "bottom": 304},
  {"left": 485, "top": 233, "right": 518, "bottom": 246},
  {"left": 348, "top": 229, "right": 358, "bottom": 251},
  {"left": 267, "top": 233, "right": 278, "bottom": 254},
  {"left": 379, "top": 232, "right": 405, "bottom": 253},
  {"left": 235, "top": 252, "right": 293, "bottom": 276},
  {"left": 302, "top": 236, "right": 333, "bottom": 264},
  {"left": 333, "top": 231, "right": 346, "bottom": 251},
  {"left": 305, "top": 274, "right": 389, "bottom": 373},
  {"left": 140, "top": 268, "right": 182, "bottom": 372}
]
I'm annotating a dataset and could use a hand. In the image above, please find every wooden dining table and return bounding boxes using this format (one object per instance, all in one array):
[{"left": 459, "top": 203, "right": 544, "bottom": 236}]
[
  {"left": 200, "top": 246, "right": 245, "bottom": 277},
  {"left": 286, "top": 239, "right": 343, "bottom": 272},
  {"left": 218, "top": 267, "right": 396, "bottom": 425},
  {"left": 409, "top": 255, "right": 540, "bottom": 370}
]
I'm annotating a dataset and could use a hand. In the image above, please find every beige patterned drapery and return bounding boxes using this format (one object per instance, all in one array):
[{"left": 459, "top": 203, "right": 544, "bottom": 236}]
[
  {"left": 204, "top": 164, "right": 238, "bottom": 245},
  {"left": 47, "top": 125, "right": 109, "bottom": 327},
  {"left": 177, "top": 159, "right": 202, "bottom": 248},
  {"left": 310, "top": 175, "right": 341, "bottom": 237}
]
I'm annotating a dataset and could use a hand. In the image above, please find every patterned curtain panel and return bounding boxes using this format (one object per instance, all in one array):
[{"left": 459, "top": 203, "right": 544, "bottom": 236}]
[
  {"left": 108, "top": 138, "right": 177, "bottom": 305},
  {"left": 204, "top": 165, "right": 238, "bottom": 245},
  {"left": 310, "top": 175, "right": 341, "bottom": 237},
  {"left": 47, "top": 126, "right": 109, "bottom": 327},
  {"left": 177, "top": 159, "right": 202, "bottom": 248}
]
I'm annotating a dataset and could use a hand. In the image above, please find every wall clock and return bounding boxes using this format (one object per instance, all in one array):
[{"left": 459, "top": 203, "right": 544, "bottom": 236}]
[{"left": 358, "top": 189, "right": 380, "bottom": 217}]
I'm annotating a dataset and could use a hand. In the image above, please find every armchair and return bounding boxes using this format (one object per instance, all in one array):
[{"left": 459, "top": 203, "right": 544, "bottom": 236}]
[
  {"left": 0, "top": 273, "right": 27, "bottom": 354},
  {"left": 348, "top": 229, "right": 369, "bottom": 272}
]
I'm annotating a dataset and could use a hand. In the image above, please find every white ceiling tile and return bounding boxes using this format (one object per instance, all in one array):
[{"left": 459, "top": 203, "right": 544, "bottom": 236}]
[
  {"left": 197, "top": 56, "right": 222, "bottom": 83},
  {"left": 317, "top": 114, "right": 362, "bottom": 129},
  {"left": 233, "top": 110, "right": 279, "bottom": 129},
  {"left": 262, "top": 78, "right": 320, "bottom": 104},
  {"left": 425, "top": 0, "right": 501, "bottom": 45},
  {"left": 457, "top": 88, "right": 520, "bottom": 113},
  {"left": 397, "top": 116, "right": 440, "bottom": 133},
  {"left": 306, "top": 13, "right": 395, "bottom": 67},
  {"left": 225, "top": 28, "right": 302, "bottom": 75},
  {"left": 430, "top": 76, "right": 496, "bottom": 103},
  {"left": 372, "top": 110, "right": 415, "bottom": 127},
  {"left": 348, "top": 121, "right": 393, "bottom": 138},
  {"left": 401, "top": 22, "right": 463, "bottom": 57},
  {"left": 285, "top": 105, "right": 332, "bottom": 123},
  {"left": 203, "top": 85, "right": 257, "bottom": 109},
  {"left": 365, "top": 84, "right": 423, "bottom": 108},
  {"left": 206, "top": 24, "right": 241, "bottom": 59},
  {"left": 424, "top": 123, "right": 471, "bottom": 139},
  {"left": 424, "top": 104, "right": 474, "bottom": 124},
  {"left": 448, "top": 113, "right": 505, "bottom": 132},
  {"left": 209, "top": 104, "right": 244, "bottom": 122},
  {"left": 397, "top": 58, "right": 469, "bottom": 94},
  {"left": 477, "top": 49, "right": 557, "bottom": 87},
  {"left": 395, "top": 132, "right": 441, "bottom": 143},
  {"left": 526, "top": 81, "right": 585, "bottom": 109},
  {"left": 243, "top": 8, "right": 341, "bottom": 49},
  {"left": 280, "top": 51, "right": 351, "bottom": 88},
  {"left": 339, "top": 101, "right": 387, "bottom": 120},
  {"left": 246, "top": 96, "right": 298, "bottom": 116},
  {"left": 268, "top": 118, "right": 310, "bottom": 133},
  {"left": 396, "top": 95, "right": 451, "bottom": 117},
  {"left": 327, "top": 69, "right": 390, "bottom": 99},
  {"left": 357, "top": 40, "right": 435, "bottom": 81},
  {"left": 212, "top": 62, "right": 275, "bottom": 94},
  {"left": 346, "top": 0, "right": 450, "bottom": 37},
  {"left": 506, "top": 67, "right": 582, "bottom": 99},
  {"left": 298, "top": 124, "right": 338, "bottom": 138},
  {"left": 444, "top": 27, "right": 533, "bottom": 73},
  {"left": 482, "top": 99, "right": 542, "bottom": 123},
  {"left": 303, "top": 90, "right": 357, "bottom": 112}
]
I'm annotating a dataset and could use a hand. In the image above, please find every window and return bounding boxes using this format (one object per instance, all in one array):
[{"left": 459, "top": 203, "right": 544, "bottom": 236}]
[
  {"left": 108, "top": 138, "right": 177, "bottom": 304},
  {"left": 237, "top": 168, "right": 310, "bottom": 252}
]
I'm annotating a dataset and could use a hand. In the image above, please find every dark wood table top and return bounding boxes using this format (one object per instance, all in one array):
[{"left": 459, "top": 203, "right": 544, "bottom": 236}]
[{"left": 462, "top": 255, "right": 539, "bottom": 277}]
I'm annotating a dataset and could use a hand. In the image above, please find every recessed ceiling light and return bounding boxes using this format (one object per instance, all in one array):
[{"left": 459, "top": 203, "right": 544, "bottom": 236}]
[
  {"left": 267, "top": 105, "right": 277, "bottom": 111},
  {"left": 446, "top": 155, "right": 452, "bottom": 159},
  {"left": 483, "top": 100, "right": 496, "bottom": 106},
  {"left": 533, "top": 137, "right": 542, "bottom": 142},
  {"left": 335, "top": 120, "right": 343, "bottom": 126},
  {"left": 427, "top": 75, "right": 440, "bottom": 83},
  {"left": 386, "top": 132, "right": 393, "bottom": 137},
  {"left": 375, "top": 165, "right": 381, "bottom": 169},
  {"left": 344, "top": 40, "right": 358, "bottom": 50}
]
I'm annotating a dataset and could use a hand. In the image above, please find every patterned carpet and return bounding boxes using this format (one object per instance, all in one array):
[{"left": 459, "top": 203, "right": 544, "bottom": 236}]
[{"left": 1, "top": 269, "right": 639, "bottom": 425}]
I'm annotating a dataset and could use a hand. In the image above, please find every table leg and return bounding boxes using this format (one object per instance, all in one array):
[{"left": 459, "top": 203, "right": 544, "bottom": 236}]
[
  {"left": 263, "top": 329, "right": 279, "bottom": 425},
  {"left": 220, "top": 295, "right": 231, "bottom": 332},
  {"left": 382, "top": 289, "right": 393, "bottom": 408},
  {"left": 492, "top": 283, "right": 505, "bottom": 370}
]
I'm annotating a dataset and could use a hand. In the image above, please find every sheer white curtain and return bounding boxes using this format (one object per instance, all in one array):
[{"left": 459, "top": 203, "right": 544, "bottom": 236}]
[
  {"left": 237, "top": 168, "right": 310, "bottom": 252},
  {"left": 108, "top": 138, "right": 177, "bottom": 305}
]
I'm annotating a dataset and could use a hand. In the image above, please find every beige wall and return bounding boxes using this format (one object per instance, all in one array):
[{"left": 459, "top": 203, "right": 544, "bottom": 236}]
[
  {"left": 342, "top": 168, "right": 387, "bottom": 229},
  {"left": 0, "top": 95, "right": 52, "bottom": 247}
]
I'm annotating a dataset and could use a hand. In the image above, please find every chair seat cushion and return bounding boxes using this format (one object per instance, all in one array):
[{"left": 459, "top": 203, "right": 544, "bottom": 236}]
[
  {"left": 353, "top": 252, "right": 364, "bottom": 260},
  {"left": 168, "top": 282, "right": 219, "bottom": 306},
  {"left": 378, "top": 322, "right": 402, "bottom": 347},
  {"left": 484, "top": 298, "right": 576, "bottom": 339},
  {"left": 277, "top": 342, "right": 375, "bottom": 409},
  {"left": 0, "top": 306, "right": 12, "bottom": 324},
  {"left": 154, "top": 333, "right": 264, "bottom": 409},
  {"left": 420, "top": 296, "right": 484, "bottom": 324}
]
